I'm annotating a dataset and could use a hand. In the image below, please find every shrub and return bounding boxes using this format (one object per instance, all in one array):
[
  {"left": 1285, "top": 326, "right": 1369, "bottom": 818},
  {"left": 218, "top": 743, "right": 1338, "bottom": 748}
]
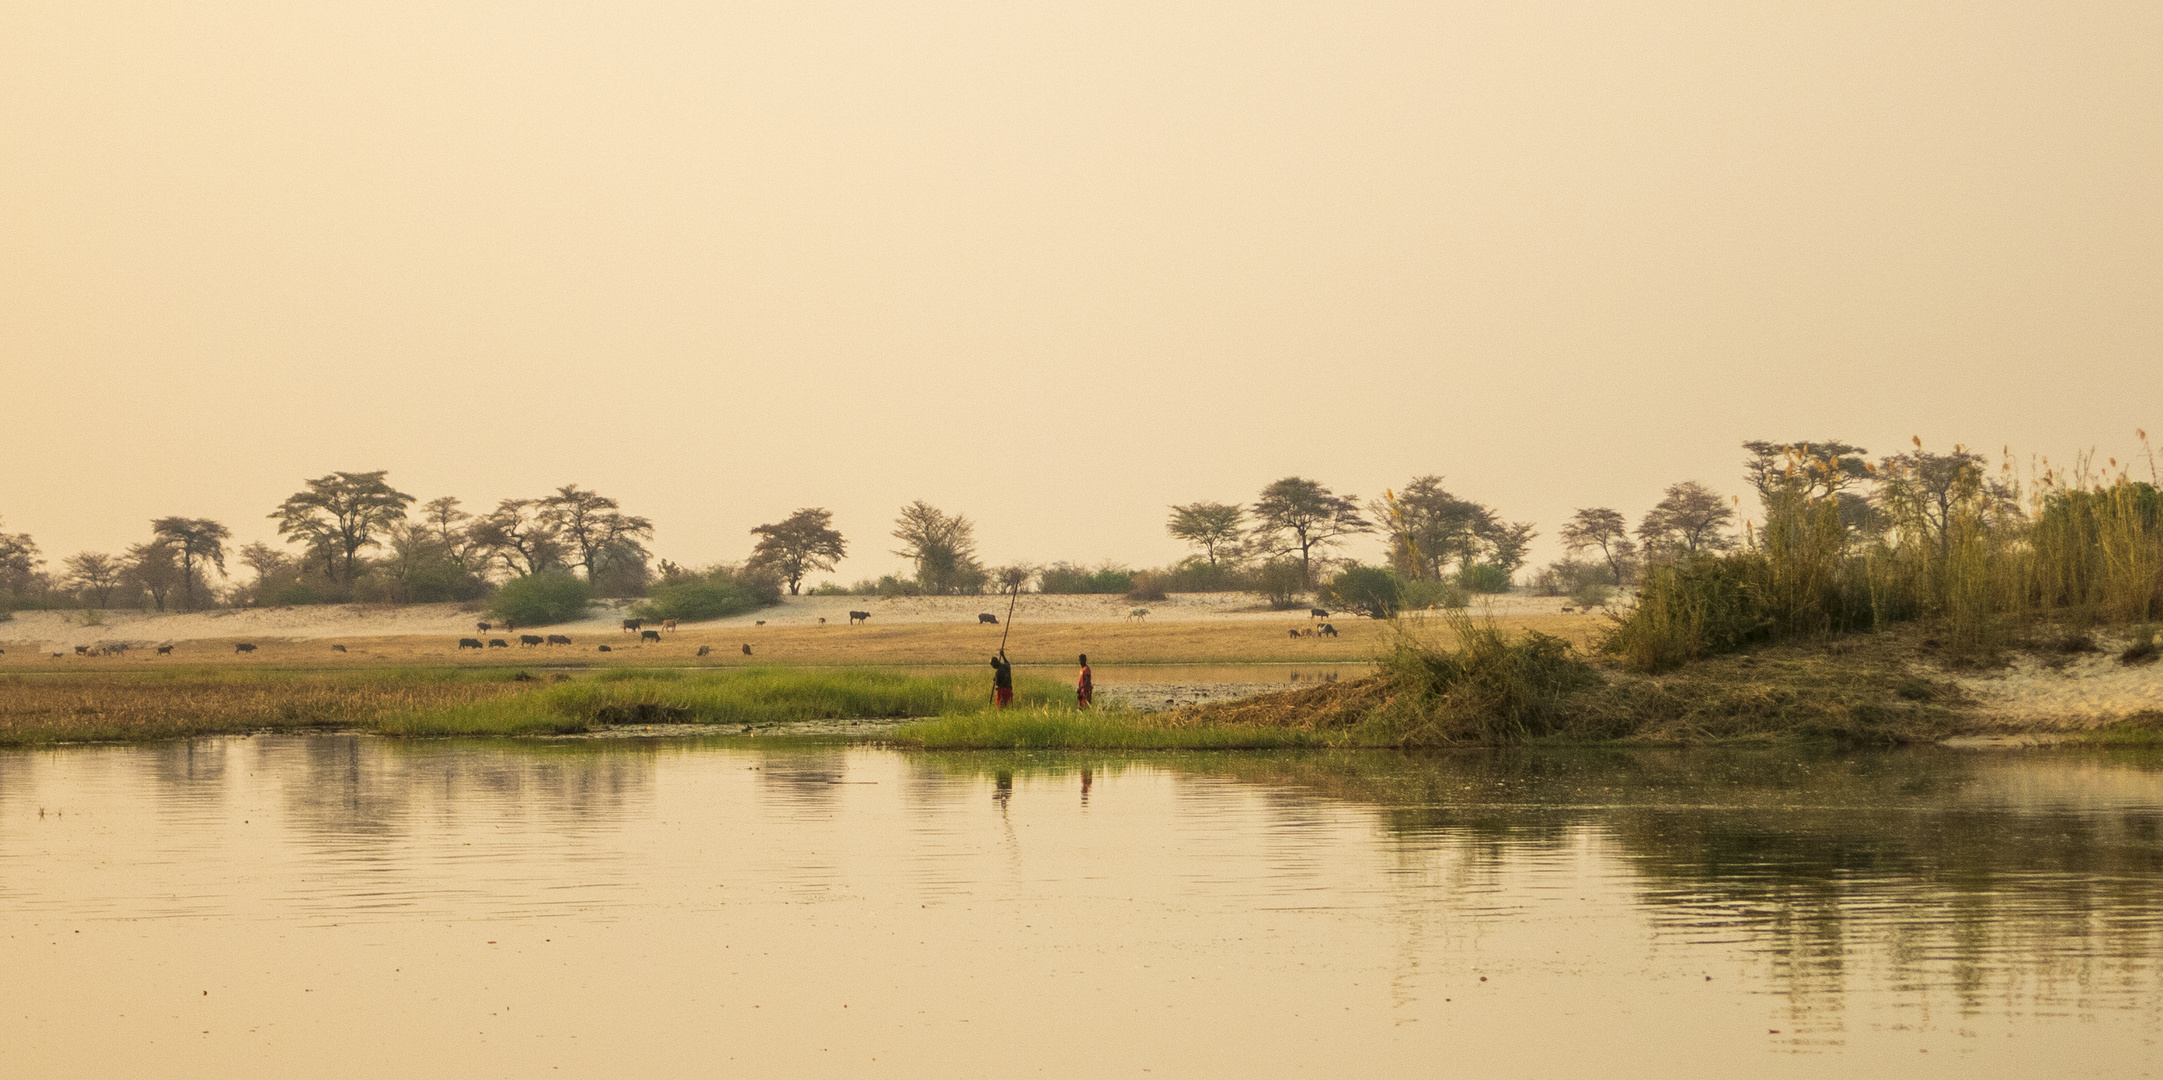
[
  {"left": 1368, "top": 614, "right": 1599, "bottom": 743},
  {"left": 633, "top": 565, "right": 782, "bottom": 623},
  {"left": 1328, "top": 565, "right": 1401, "bottom": 618},
  {"left": 1455, "top": 563, "right": 1514, "bottom": 594},
  {"left": 1568, "top": 582, "right": 1616, "bottom": 609},
  {"left": 1126, "top": 570, "right": 1169, "bottom": 602},
  {"left": 1398, "top": 578, "right": 1469, "bottom": 610},
  {"left": 1037, "top": 562, "right": 1133, "bottom": 595},
  {"left": 1256, "top": 560, "right": 1309, "bottom": 609},
  {"left": 488, "top": 572, "right": 593, "bottom": 626}
]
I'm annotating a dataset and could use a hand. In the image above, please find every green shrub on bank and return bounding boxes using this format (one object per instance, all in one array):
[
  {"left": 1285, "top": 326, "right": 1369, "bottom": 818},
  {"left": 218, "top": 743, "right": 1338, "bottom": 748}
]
[
  {"left": 1328, "top": 565, "right": 1401, "bottom": 618},
  {"left": 1037, "top": 563, "right": 1133, "bottom": 594},
  {"left": 488, "top": 572, "right": 592, "bottom": 626},
  {"left": 1455, "top": 563, "right": 1514, "bottom": 593},
  {"left": 1367, "top": 614, "right": 1599, "bottom": 743},
  {"left": 632, "top": 564, "right": 782, "bottom": 623}
]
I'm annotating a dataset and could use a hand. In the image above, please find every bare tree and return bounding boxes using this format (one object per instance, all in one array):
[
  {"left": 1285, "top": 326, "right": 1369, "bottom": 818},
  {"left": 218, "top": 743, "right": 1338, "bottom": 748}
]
[
  {"left": 891, "top": 501, "right": 983, "bottom": 594},
  {"left": 748, "top": 508, "right": 848, "bottom": 595},
  {"left": 1251, "top": 477, "right": 1371, "bottom": 586},
  {"left": 271, "top": 471, "right": 416, "bottom": 586},
  {"left": 1636, "top": 483, "right": 1737, "bottom": 560},
  {"left": 539, "top": 485, "right": 654, "bottom": 584},
  {"left": 62, "top": 552, "right": 126, "bottom": 608},
  {"left": 1166, "top": 502, "right": 1246, "bottom": 567},
  {"left": 150, "top": 517, "right": 231, "bottom": 610},
  {"left": 1560, "top": 508, "right": 1637, "bottom": 585}
]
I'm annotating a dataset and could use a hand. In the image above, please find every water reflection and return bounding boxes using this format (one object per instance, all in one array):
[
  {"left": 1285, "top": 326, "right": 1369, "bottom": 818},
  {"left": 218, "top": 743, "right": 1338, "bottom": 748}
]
[{"left": 0, "top": 739, "right": 2156, "bottom": 1077}]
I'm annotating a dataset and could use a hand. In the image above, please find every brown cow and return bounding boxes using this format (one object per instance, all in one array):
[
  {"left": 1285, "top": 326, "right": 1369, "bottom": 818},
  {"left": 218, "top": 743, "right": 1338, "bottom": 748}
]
[{"left": 662, "top": 619, "right": 678, "bottom": 632}]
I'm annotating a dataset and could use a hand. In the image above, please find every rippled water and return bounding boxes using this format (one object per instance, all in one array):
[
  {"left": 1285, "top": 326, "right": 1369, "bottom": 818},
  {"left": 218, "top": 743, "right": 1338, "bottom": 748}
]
[{"left": 1, "top": 739, "right": 2157, "bottom": 1078}]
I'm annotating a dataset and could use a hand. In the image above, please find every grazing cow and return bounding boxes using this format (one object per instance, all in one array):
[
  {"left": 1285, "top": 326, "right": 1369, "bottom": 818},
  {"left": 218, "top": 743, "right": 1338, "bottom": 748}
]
[
  {"left": 1309, "top": 608, "right": 1329, "bottom": 619},
  {"left": 458, "top": 638, "right": 484, "bottom": 650},
  {"left": 546, "top": 634, "right": 572, "bottom": 645},
  {"left": 331, "top": 644, "right": 347, "bottom": 653},
  {"left": 848, "top": 611, "right": 870, "bottom": 625},
  {"left": 235, "top": 643, "right": 258, "bottom": 654},
  {"left": 74, "top": 645, "right": 89, "bottom": 655},
  {"left": 519, "top": 635, "right": 544, "bottom": 647},
  {"left": 640, "top": 629, "right": 661, "bottom": 643},
  {"left": 979, "top": 613, "right": 999, "bottom": 625},
  {"left": 156, "top": 645, "right": 173, "bottom": 655},
  {"left": 755, "top": 620, "right": 766, "bottom": 626},
  {"left": 598, "top": 644, "right": 613, "bottom": 653},
  {"left": 487, "top": 638, "right": 509, "bottom": 648},
  {"left": 818, "top": 617, "right": 827, "bottom": 625},
  {"left": 696, "top": 645, "right": 710, "bottom": 657},
  {"left": 1318, "top": 624, "right": 1338, "bottom": 638},
  {"left": 1288, "top": 628, "right": 1302, "bottom": 639},
  {"left": 622, "top": 619, "right": 643, "bottom": 633},
  {"left": 477, "top": 622, "right": 492, "bottom": 633},
  {"left": 662, "top": 619, "right": 678, "bottom": 633},
  {"left": 106, "top": 642, "right": 128, "bottom": 653},
  {"left": 741, "top": 644, "right": 752, "bottom": 657}
]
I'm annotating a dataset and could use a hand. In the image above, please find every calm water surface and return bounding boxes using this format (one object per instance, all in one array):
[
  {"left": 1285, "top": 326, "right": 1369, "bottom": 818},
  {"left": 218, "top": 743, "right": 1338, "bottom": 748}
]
[{"left": 1, "top": 739, "right": 2157, "bottom": 1078}]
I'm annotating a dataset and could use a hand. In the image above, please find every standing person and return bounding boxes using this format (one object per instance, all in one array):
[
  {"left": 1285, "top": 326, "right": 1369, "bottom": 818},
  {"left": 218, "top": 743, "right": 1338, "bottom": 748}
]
[
  {"left": 1076, "top": 653, "right": 1094, "bottom": 709},
  {"left": 990, "top": 648, "right": 1014, "bottom": 709}
]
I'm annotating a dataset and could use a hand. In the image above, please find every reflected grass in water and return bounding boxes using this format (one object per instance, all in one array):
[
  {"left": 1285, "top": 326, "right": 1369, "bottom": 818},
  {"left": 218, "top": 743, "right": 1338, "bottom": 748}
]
[{"left": 891, "top": 707, "right": 1342, "bottom": 749}]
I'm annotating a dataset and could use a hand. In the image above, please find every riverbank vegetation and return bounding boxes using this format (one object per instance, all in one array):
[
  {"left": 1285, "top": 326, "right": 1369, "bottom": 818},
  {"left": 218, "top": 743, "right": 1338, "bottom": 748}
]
[{"left": 0, "top": 667, "right": 1068, "bottom": 745}]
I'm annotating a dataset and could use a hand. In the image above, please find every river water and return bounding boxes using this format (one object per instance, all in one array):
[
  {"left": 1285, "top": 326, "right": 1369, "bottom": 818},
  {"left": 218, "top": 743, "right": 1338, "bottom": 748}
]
[{"left": 1, "top": 738, "right": 2157, "bottom": 1078}]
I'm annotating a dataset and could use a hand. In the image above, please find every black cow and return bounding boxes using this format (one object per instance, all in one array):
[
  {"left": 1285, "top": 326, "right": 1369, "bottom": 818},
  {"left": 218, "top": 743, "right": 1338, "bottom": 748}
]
[
  {"left": 477, "top": 621, "right": 492, "bottom": 633},
  {"left": 741, "top": 644, "right": 752, "bottom": 656},
  {"left": 1318, "top": 624, "right": 1338, "bottom": 638},
  {"left": 848, "top": 611, "right": 870, "bottom": 625},
  {"left": 519, "top": 635, "right": 544, "bottom": 647},
  {"left": 74, "top": 645, "right": 89, "bottom": 655},
  {"left": 458, "top": 638, "right": 484, "bottom": 650},
  {"left": 1309, "top": 608, "right": 1329, "bottom": 619},
  {"left": 622, "top": 619, "right": 643, "bottom": 633},
  {"left": 487, "top": 638, "right": 509, "bottom": 648},
  {"left": 696, "top": 645, "right": 710, "bottom": 657},
  {"left": 978, "top": 613, "right": 998, "bottom": 624},
  {"left": 156, "top": 645, "right": 173, "bottom": 656},
  {"left": 331, "top": 644, "right": 347, "bottom": 653},
  {"left": 598, "top": 644, "right": 613, "bottom": 653},
  {"left": 235, "top": 643, "right": 258, "bottom": 654},
  {"left": 546, "top": 634, "right": 572, "bottom": 645},
  {"left": 640, "top": 629, "right": 661, "bottom": 643}
]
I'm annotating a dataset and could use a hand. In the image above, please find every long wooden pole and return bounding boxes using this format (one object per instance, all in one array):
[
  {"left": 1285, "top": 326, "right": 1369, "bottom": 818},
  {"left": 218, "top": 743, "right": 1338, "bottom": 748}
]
[{"left": 997, "top": 580, "right": 1021, "bottom": 654}]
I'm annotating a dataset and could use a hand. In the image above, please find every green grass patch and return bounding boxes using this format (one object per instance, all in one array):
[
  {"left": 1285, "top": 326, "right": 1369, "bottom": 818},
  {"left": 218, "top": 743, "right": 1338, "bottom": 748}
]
[{"left": 890, "top": 707, "right": 1346, "bottom": 750}]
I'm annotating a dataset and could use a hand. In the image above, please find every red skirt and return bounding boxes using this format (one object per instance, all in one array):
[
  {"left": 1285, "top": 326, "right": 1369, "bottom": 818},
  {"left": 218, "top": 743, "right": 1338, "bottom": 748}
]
[{"left": 994, "top": 687, "right": 1014, "bottom": 708}]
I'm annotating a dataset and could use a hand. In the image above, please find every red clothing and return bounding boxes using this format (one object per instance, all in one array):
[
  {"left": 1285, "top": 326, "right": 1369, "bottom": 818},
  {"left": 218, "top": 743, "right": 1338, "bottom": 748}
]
[
  {"left": 1076, "top": 665, "right": 1094, "bottom": 708},
  {"left": 994, "top": 687, "right": 1014, "bottom": 708}
]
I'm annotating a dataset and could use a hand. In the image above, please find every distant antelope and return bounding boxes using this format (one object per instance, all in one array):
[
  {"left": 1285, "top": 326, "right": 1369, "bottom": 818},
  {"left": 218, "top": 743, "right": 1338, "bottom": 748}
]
[{"left": 662, "top": 619, "right": 678, "bottom": 632}]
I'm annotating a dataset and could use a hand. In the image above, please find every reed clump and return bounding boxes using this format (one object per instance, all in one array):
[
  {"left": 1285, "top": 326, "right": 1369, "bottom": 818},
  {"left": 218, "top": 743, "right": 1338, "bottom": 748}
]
[{"left": 1607, "top": 441, "right": 2163, "bottom": 672}]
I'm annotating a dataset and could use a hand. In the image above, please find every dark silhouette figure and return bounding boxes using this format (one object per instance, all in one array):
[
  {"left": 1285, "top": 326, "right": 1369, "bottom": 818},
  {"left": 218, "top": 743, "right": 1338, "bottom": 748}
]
[
  {"left": 234, "top": 643, "right": 258, "bottom": 654},
  {"left": 1076, "top": 653, "right": 1093, "bottom": 709},
  {"left": 742, "top": 644, "right": 752, "bottom": 656},
  {"left": 990, "top": 649, "right": 1013, "bottom": 708}
]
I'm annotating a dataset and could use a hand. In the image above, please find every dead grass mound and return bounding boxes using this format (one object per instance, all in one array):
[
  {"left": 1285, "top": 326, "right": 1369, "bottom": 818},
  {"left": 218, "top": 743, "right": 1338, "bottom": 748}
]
[{"left": 1160, "top": 677, "right": 1392, "bottom": 731}]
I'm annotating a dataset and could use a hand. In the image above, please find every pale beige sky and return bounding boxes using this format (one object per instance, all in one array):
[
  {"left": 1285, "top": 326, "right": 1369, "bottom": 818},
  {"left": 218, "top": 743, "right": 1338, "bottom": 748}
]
[{"left": 5, "top": 1, "right": 2159, "bottom": 582}]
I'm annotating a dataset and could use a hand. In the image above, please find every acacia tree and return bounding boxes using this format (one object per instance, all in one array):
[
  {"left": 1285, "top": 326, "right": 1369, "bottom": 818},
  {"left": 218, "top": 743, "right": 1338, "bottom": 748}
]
[
  {"left": 1166, "top": 502, "right": 1246, "bottom": 567},
  {"left": 150, "top": 517, "right": 231, "bottom": 610},
  {"left": 417, "top": 496, "right": 484, "bottom": 572},
  {"left": 891, "top": 501, "right": 983, "bottom": 594},
  {"left": 62, "top": 552, "right": 126, "bottom": 607},
  {"left": 1250, "top": 477, "right": 1372, "bottom": 587},
  {"left": 0, "top": 521, "right": 40, "bottom": 601},
  {"left": 1560, "top": 508, "right": 1636, "bottom": 585},
  {"left": 1371, "top": 476, "right": 1533, "bottom": 581},
  {"left": 271, "top": 471, "right": 416, "bottom": 586},
  {"left": 540, "top": 485, "right": 654, "bottom": 585},
  {"left": 748, "top": 508, "right": 848, "bottom": 595},
  {"left": 469, "top": 499, "right": 567, "bottom": 577},
  {"left": 122, "top": 542, "right": 179, "bottom": 611},
  {"left": 1636, "top": 483, "right": 1737, "bottom": 560},
  {"left": 1875, "top": 443, "right": 2012, "bottom": 562}
]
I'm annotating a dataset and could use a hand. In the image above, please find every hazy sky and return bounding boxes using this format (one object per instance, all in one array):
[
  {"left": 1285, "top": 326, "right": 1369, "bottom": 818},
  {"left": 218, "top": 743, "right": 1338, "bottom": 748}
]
[{"left": 6, "top": 1, "right": 2159, "bottom": 584}]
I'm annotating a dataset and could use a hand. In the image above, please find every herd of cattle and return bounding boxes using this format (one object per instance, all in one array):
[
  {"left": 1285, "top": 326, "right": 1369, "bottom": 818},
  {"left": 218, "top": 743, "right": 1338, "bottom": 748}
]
[{"left": 27, "top": 605, "right": 1362, "bottom": 660}]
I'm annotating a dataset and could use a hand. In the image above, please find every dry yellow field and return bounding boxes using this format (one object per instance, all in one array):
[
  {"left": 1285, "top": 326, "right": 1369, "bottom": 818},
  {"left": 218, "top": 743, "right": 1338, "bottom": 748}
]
[{"left": 0, "top": 614, "right": 1605, "bottom": 671}]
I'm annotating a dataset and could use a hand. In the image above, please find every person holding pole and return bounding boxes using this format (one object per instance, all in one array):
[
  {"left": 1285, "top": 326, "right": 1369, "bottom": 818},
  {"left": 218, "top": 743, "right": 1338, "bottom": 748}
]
[
  {"left": 1076, "top": 653, "right": 1093, "bottom": 709},
  {"left": 990, "top": 649, "right": 1014, "bottom": 709}
]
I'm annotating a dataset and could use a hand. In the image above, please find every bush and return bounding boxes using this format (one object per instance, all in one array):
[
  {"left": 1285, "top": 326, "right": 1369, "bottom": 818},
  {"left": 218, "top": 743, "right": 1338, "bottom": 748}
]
[
  {"left": 1397, "top": 578, "right": 1468, "bottom": 610},
  {"left": 488, "top": 572, "right": 593, "bottom": 626},
  {"left": 1126, "top": 570, "right": 1169, "bottom": 602},
  {"left": 1568, "top": 582, "right": 1616, "bottom": 609},
  {"left": 1369, "top": 614, "right": 1599, "bottom": 743},
  {"left": 633, "top": 565, "right": 782, "bottom": 623},
  {"left": 1456, "top": 563, "right": 1514, "bottom": 593},
  {"left": 1256, "top": 560, "right": 1309, "bottom": 609},
  {"left": 1328, "top": 565, "right": 1401, "bottom": 618},
  {"left": 1037, "top": 562, "right": 1133, "bottom": 594}
]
